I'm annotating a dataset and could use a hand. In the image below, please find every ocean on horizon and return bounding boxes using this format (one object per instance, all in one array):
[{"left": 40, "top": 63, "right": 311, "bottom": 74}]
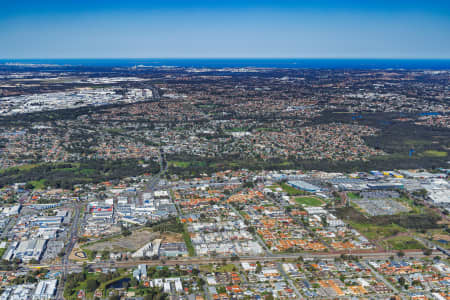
[{"left": 1, "top": 58, "right": 450, "bottom": 70}]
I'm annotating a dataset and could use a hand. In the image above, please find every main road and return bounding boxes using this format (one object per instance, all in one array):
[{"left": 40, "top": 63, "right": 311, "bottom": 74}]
[
  {"left": 144, "top": 148, "right": 167, "bottom": 193},
  {"left": 55, "top": 202, "right": 82, "bottom": 300},
  {"left": 33, "top": 249, "right": 443, "bottom": 273}
]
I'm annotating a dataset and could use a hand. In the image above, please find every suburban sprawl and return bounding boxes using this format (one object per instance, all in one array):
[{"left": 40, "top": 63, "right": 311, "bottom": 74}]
[{"left": 0, "top": 62, "right": 448, "bottom": 299}]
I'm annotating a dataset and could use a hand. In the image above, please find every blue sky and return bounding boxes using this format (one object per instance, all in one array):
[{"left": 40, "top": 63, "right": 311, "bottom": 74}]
[{"left": 0, "top": 0, "right": 449, "bottom": 59}]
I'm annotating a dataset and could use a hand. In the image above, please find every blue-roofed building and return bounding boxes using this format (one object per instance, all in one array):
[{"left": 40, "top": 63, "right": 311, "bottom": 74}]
[
  {"left": 288, "top": 180, "right": 321, "bottom": 192},
  {"left": 367, "top": 183, "right": 404, "bottom": 190}
]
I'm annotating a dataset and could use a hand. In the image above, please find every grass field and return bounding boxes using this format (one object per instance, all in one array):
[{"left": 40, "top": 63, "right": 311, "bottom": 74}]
[
  {"left": 183, "top": 224, "right": 195, "bottom": 256},
  {"left": 267, "top": 185, "right": 281, "bottom": 192},
  {"left": 0, "top": 163, "right": 42, "bottom": 174},
  {"left": 169, "top": 161, "right": 191, "bottom": 168},
  {"left": 29, "top": 179, "right": 47, "bottom": 190},
  {"left": 384, "top": 235, "right": 425, "bottom": 250},
  {"left": 404, "top": 139, "right": 430, "bottom": 146},
  {"left": 169, "top": 160, "right": 207, "bottom": 168},
  {"left": 200, "top": 263, "right": 237, "bottom": 273},
  {"left": 280, "top": 183, "right": 309, "bottom": 196},
  {"left": 396, "top": 196, "right": 423, "bottom": 214},
  {"left": 0, "top": 162, "right": 80, "bottom": 175},
  {"left": 348, "top": 221, "right": 406, "bottom": 240},
  {"left": 0, "top": 248, "right": 6, "bottom": 258},
  {"left": 423, "top": 150, "right": 447, "bottom": 158},
  {"left": 347, "top": 192, "right": 361, "bottom": 199},
  {"left": 295, "top": 196, "right": 324, "bottom": 207}
]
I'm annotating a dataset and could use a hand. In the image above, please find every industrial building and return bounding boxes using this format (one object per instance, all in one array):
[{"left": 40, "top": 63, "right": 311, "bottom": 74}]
[
  {"left": 367, "top": 182, "right": 404, "bottom": 190},
  {"left": 0, "top": 205, "right": 21, "bottom": 217},
  {"left": 88, "top": 202, "right": 114, "bottom": 220},
  {"left": 32, "top": 280, "right": 57, "bottom": 300},
  {"left": 132, "top": 239, "right": 161, "bottom": 258},
  {"left": 31, "top": 216, "right": 63, "bottom": 227},
  {"left": 133, "top": 264, "right": 147, "bottom": 282},
  {"left": 422, "top": 179, "right": 450, "bottom": 204},
  {"left": 287, "top": 180, "right": 321, "bottom": 192},
  {"left": 152, "top": 278, "right": 183, "bottom": 293},
  {"left": 4, "top": 239, "right": 47, "bottom": 262},
  {"left": 159, "top": 242, "right": 188, "bottom": 257},
  {"left": 0, "top": 284, "right": 35, "bottom": 300}
]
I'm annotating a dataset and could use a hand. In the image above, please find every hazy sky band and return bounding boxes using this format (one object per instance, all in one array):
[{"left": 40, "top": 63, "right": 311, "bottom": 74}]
[{"left": 1, "top": 0, "right": 449, "bottom": 59}]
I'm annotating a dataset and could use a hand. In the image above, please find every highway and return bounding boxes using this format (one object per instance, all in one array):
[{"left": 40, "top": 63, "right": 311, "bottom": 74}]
[
  {"left": 144, "top": 148, "right": 167, "bottom": 193},
  {"left": 55, "top": 202, "right": 82, "bottom": 300}
]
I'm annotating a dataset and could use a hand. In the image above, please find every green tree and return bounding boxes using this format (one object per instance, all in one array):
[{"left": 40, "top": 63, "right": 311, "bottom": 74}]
[
  {"left": 130, "top": 277, "right": 138, "bottom": 287},
  {"left": 121, "top": 226, "right": 131, "bottom": 237},
  {"left": 86, "top": 279, "right": 99, "bottom": 292},
  {"left": 197, "top": 277, "right": 205, "bottom": 286},
  {"left": 423, "top": 248, "right": 432, "bottom": 256},
  {"left": 89, "top": 250, "right": 97, "bottom": 260},
  {"left": 256, "top": 262, "right": 262, "bottom": 273},
  {"left": 101, "top": 250, "right": 110, "bottom": 260}
]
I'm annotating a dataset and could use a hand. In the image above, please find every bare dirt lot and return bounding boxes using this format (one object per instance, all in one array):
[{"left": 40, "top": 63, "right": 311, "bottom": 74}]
[
  {"left": 85, "top": 228, "right": 158, "bottom": 252},
  {"left": 161, "top": 232, "right": 183, "bottom": 243},
  {"left": 83, "top": 229, "right": 184, "bottom": 253}
]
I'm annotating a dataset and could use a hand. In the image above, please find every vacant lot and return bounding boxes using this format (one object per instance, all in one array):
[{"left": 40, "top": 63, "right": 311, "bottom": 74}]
[
  {"left": 200, "top": 263, "right": 237, "bottom": 273},
  {"left": 336, "top": 207, "right": 441, "bottom": 230},
  {"left": 85, "top": 228, "right": 158, "bottom": 252},
  {"left": 84, "top": 229, "right": 184, "bottom": 253},
  {"left": 384, "top": 235, "right": 425, "bottom": 250},
  {"left": 337, "top": 206, "right": 442, "bottom": 250},
  {"left": 161, "top": 232, "right": 184, "bottom": 243},
  {"left": 349, "top": 221, "right": 406, "bottom": 240}
]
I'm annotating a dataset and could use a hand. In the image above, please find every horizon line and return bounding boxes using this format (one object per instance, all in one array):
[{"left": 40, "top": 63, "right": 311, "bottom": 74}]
[{"left": 2, "top": 57, "right": 450, "bottom": 60}]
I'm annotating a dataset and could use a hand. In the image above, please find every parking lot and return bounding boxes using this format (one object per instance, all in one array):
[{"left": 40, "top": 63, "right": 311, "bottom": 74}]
[
  {"left": 361, "top": 191, "right": 399, "bottom": 199},
  {"left": 352, "top": 199, "right": 409, "bottom": 216}
]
